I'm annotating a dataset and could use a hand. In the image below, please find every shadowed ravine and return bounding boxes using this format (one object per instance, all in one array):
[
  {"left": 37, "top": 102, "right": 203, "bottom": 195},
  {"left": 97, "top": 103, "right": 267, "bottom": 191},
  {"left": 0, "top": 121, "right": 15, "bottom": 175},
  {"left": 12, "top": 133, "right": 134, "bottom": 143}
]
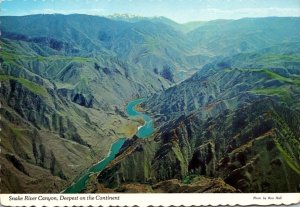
[{"left": 63, "top": 98, "right": 153, "bottom": 193}]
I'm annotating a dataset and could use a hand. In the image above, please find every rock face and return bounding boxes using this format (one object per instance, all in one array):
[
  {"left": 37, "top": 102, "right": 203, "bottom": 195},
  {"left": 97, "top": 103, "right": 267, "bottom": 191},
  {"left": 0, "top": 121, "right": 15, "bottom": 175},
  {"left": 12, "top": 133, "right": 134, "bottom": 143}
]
[
  {"left": 0, "top": 14, "right": 174, "bottom": 193},
  {"left": 95, "top": 47, "right": 300, "bottom": 193},
  {"left": 96, "top": 101, "right": 300, "bottom": 192},
  {"left": 152, "top": 177, "right": 237, "bottom": 193},
  {"left": 0, "top": 75, "right": 119, "bottom": 192},
  {"left": 87, "top": 176, "right": 237, "bottom": 193}
]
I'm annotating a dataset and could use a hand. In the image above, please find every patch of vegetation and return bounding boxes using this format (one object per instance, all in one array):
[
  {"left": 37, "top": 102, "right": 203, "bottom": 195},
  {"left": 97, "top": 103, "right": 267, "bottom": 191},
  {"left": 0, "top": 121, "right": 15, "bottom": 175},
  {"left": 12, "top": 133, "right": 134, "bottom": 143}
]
[
  {"left": 10, "top": 127, "right": 24, "bottom": 138},
  {"left": 0, "top": 51, "right": 93, "bottom": 64},
  {"left": 275, "top": 140, "right": 300, "bottom": 174},
  {"left": 144, "top": 37, "right": 160, "bottom": 52},
  {"left": 77, "top": 78, "right": 89, "bottom": 91},
  {"left": 226, "top": 67, "right": 300, "bottom": 90},
  {"left": 224, "top": 68, "right": 234, "bottom": 73},
  {"left": 63, "top": 56, "right": 93, "bottom": 63},
  {"left": 0, "top": 51, "right": 49, "bottom": 63},
  {"left": 259, "top": 54, "right": 300, "bottom": 63},
  {"left": 224, "top": 67, "right": 299, "bottom": 85},
  {"left": 294, "top": 77, "right": 300, "bottom": 87},
  {"left": 0, "top": 51, "right": 22, "bottom": 63},
  {"left": 250, "top": 87, "right": 292, "bottom": 102},
  {"left": 55, "top": 82, "right": 75, "bottom": 89},
  {"left": 172, "top": 144, "right": 188, "bottom": 176},
  {"left": 260, "top": 69, "right": 293, "bottom": 83},
  {"left": 0, "top": 75, "right": 48, "bottom": 96},
  {"left": 182, "top": 174, "right": 197, "bottom": 184}
]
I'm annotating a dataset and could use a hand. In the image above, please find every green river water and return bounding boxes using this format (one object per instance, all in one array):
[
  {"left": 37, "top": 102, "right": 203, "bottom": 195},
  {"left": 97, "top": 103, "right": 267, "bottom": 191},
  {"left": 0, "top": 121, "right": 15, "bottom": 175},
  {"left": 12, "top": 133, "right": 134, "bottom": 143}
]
[{"left": 63, "top": 98, "right": 153, "bottom": 193}]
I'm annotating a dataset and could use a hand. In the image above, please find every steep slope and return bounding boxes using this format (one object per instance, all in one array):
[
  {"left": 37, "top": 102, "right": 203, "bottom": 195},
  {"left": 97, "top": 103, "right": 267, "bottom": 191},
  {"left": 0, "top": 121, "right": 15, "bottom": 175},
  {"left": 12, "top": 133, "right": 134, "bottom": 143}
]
[
  {"left": 145, "top": 42, "right": 300, "bottom": 126},
  {"left": 0, "top": 15, "right": 172, "bottom": 193},
  {"left": 1, "top": 14, "right": 299, "bottom": 193},
  {"left": 3, "top": 15, "right": 298, "bottom": 82},
  {"left": 187, "top": 17, "right": 300, "bottom": 57},
  {"left": 0, "top": 76, "right": 114, "bottom": 192},
  {"left": 0, "top": 46, "right": 150, "bottom": 192},
  {"left": 1, "top": 14, "right": 192, "bottom": 82},
  {"left": 93, "top": 45, "right": 300, "bottom": 193},
  {"left": 0, "top": 38, "right": 169, "bottom": 108}
]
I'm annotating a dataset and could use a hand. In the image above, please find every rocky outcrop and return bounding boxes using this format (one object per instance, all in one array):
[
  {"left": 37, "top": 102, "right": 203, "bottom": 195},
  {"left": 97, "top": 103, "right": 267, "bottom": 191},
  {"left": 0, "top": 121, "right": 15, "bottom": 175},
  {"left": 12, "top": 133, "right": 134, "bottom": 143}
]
[
  {"left": 152, "top": 177, "right": 237, "bottom": 193},
  {"left": 88, "top": 176, "right": 237, "bottom": 193},
  {"left": 1, "top": 80, "right": 89, "bottom": 146}
]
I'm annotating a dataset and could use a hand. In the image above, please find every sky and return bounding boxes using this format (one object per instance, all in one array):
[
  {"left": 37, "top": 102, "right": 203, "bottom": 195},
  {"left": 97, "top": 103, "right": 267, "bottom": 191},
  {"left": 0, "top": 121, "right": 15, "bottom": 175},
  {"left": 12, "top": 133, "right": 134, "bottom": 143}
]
[{"left": 1, "top": 0, "right": 300, "bottom": 23}]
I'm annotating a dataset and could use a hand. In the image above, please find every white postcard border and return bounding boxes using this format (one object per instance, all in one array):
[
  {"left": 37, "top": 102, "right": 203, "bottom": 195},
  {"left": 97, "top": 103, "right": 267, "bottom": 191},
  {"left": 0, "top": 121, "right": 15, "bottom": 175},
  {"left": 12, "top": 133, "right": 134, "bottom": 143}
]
[{"left": 1, "top": 193, "right": 299, "bottom": 207}]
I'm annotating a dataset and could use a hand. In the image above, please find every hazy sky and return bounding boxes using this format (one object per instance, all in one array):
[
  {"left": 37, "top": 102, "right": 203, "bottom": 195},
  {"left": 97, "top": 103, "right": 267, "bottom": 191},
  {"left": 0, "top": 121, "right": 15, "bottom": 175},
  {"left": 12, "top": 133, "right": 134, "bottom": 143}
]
[{"left": 1, "top": 0, "right": 300, "bottom": 23}]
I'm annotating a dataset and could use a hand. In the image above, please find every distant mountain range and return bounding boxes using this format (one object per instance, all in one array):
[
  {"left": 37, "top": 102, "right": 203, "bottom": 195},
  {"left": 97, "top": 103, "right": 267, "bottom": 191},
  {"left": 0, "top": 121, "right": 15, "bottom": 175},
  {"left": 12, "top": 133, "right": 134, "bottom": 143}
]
[
  {"left": 107, "top": 14, "right": 205, "bottom": 33},
  {"left": 0, "top": 14, "right": 299, "bottom": 193}
]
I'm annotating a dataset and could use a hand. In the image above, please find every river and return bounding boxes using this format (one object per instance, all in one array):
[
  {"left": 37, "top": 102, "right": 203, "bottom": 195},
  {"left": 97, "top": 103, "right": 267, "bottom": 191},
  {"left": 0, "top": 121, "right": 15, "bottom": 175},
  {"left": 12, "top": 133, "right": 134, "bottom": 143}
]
[{"left": 63, "top": 98, "right": 153, "bottom": 193}]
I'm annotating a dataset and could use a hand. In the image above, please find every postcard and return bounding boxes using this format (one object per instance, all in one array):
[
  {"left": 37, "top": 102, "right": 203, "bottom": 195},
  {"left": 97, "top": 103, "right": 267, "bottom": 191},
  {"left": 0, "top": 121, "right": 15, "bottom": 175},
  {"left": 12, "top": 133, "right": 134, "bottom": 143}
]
[{"left": 0, "top": 0, "right": 299, "bottom": 206}]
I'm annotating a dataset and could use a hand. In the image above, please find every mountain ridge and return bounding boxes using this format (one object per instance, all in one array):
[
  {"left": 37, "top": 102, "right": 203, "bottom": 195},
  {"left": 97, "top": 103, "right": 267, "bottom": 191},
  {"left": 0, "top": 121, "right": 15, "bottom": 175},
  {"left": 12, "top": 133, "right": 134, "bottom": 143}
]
[
  {"left": 91, "top": 42, "right": 300, "bottom": 193},
  {"left": 0, "top": 14, "right": 299, "bottom": 193}
]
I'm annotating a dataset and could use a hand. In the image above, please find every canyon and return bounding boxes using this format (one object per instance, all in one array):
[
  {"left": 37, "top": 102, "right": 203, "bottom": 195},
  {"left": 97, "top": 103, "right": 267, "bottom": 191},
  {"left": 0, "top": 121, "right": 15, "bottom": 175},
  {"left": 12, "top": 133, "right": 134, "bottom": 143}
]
[{"left": 0, "top": 14, "right": 299, "bottom": 193}]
